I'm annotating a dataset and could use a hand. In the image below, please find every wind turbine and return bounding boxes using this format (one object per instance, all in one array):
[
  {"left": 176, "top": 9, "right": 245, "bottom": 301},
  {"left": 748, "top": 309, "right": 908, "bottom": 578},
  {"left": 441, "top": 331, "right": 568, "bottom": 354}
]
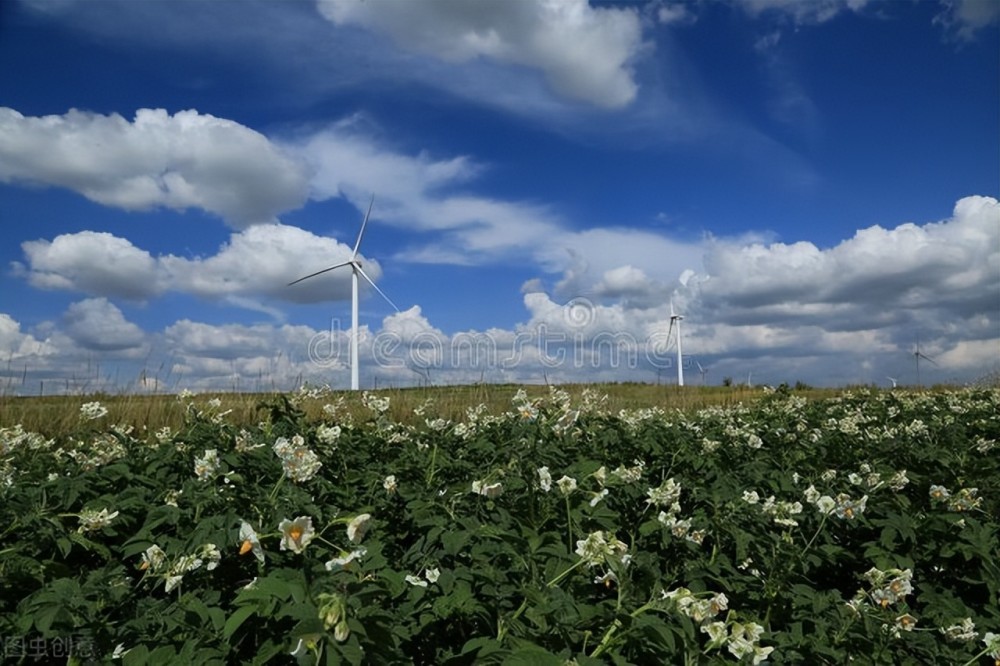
[
  {"left": 289, "top": 195, "right": 399, "bottom": 390},
  {"left": 912, "top": 341, "right": 936, "bottom": 388},
  {"left": 666, "top": 302, "right": 684, "bottom": 387},
  {"left": 886, "top": 376, "right": 898, "bottom": 389},
  {"left": 696, "top": 361, "right": 709, "bottom": 385}
]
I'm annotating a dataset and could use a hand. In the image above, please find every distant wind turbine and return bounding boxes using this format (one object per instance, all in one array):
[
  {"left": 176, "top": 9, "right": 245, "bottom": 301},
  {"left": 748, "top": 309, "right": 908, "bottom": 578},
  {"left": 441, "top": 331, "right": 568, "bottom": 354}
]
[
  {"left": 912, "top": 341, "right": 937, "bottom": 388},
  {"left": 289, "top": 195, "right": 399, "bottom": 390},
  {"left": 886, "top": 376, "right": 898, "bottom": 389},
  {"left": 667, "top": 302, "right": 684, "bottom": 387},
  {"left": 696, "top": 361, "right": 709, "bottom": 385}
]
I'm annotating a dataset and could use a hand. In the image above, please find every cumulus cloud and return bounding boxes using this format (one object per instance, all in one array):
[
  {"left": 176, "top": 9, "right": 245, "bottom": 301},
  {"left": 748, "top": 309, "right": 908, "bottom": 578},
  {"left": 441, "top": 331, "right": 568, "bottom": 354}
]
[
  {"left": 316, "top": 0, "right": 645, "bottom": 109},
  {"left": 15, "top": 231, "right": 165, "bottom": 301},
  {"left": 14, "top": 225, "right": 387, "bottom": 307},
  {"left": 698, "top": 195, "right": 999, "bottom": 325},
  {"left": 63, "top": 298, "right": 146, "bottom": 351},
  {"left": 0, "top": 107, "right": 310, "bottom": 228},
  {"left": 4, "top": 196, "right": 997, "bottom": 391},
  {"left": 0, "top": 313, "right": 54, "bottom": 360}
]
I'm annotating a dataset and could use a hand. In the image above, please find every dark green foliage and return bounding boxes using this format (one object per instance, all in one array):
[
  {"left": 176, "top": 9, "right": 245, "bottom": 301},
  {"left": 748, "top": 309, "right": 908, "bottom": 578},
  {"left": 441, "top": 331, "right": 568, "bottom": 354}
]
[{"left": 0, "top": 388, "right": 997, "bottom": 664}]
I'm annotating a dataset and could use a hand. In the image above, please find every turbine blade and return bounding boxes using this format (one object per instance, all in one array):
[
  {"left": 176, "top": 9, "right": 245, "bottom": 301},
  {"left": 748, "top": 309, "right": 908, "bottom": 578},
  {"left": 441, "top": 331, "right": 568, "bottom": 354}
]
[
  {"left": 288, "top": 261, "right": 352, "bottom": 286},
  {"left": 666, "top": 318, "right": 675, "bottom": 349},
  {"left": 356, "top": 265, "right": 400, "bottom": 312},
  {"left": 352, "top": 194, "right": 375, "bottom": 258}
]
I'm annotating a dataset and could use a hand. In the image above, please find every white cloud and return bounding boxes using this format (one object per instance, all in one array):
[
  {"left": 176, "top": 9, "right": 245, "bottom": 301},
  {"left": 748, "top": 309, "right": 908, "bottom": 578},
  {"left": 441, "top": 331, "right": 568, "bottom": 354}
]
[
  {"left": 698, "top": 195, "right": 999, "bottom": 325},
  {"left": 163, "top": 223, "right": 385, "bottom": 304},
  {"left": 0, "top": 313, "right": 54, "bottom": 360},
  {"left": 316, "top": 0, "right": 645, "bottom": 109},
  {"left": 292, "top": 121, "right": 565, "bottom": 262},
  {"left": 16, "top": 231, "right": 165, "bottom": 300},
  {"left": 934, "top": 0, "right": 1000, "bottom": 41},
  {"left": 14, "top": 224, "right": 388, "bottom": 307},
  {"left": 0, "top": 107, "right": 310, "bottom": 228},
  {"left": 63, "top": 298, "right": 146, "bottom": 351},
  {"left": 4, "top": 197, "right": 997, "bottom": 391},
  {"left": 593, "top": 265, "right": 657, "bottom": 299},
  {"left": 735, "top": 0, "right": 872, "bottom": 25},
  {"left": 657, "top": 3, "right": 697, "bottom": 25}
]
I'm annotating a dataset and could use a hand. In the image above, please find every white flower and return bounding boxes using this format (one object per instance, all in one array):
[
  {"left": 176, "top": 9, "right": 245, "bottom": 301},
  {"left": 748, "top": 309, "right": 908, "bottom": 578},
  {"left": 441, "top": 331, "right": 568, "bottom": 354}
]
[
  {"left": 78, "top": 508, "right": 119, "bottom": 533},
  {"left": 139, "top": 545, "right": 167, "bottom": 572},
  {"left": 983, "top": 632, "right": 1000, "bottom": 660},
  {"left": 273, "top": 436, "right": 323, "bottom": 483},
  {"left": 557, "top": 475, "right": 578, "bottom": 495},
  {"left": 80, "top": 401, "right": 108, "bottom": 420},
  {"left": 815, "top": 495, "right": 836, "bottom": 514},
  {"left": 803, "top": 485, "right": 820, "bottom": 504},
  {"left": 194, "top": 449, "right": 221, "bottom": 482},
  {"left": 647, "top": 478, "right": 682, "bottom": 507},
  {"left": 929, "top": 484, "right": 951, "bottom": 500},
  {"left": 940, "top": 617, "right": 976, "bottom": 642},
  {"left": 111, "top": 643, "right": 129, "bottom": 659},
  {"left": 383, "top": 475, "right": 398, "bottom": 493},
  {"left": 834, "top": 493, "right": 868, "bottom": 520},
  {"left": 472, "top": 480, "right": 503, "bottom": 498},
  {"left": 200, "top": 543, "right": 222, "bottom": 571},
  {"left": 239, "top": 521, "right": 264, "bottom": 563},
  {"left": 316, "top": 424, "right": 342, "bottom": 446},
  {"left": 278, "top": 516, "right": 316, "bottom": 553},
  {"left": 406, "top": 574, "right": 429, "bottom": 587},
  {"left": 325, "top": 547, "right": 367, "bottom": 571},
  {"left": 164, "top": 574, "right": 184, "bottom": 592},
  {"left": 574, "top": 531, "right": 628, "bottom": 568},
  {"left": 743, "top": 490, "right": 761, "bottom": 504},
  {"left": 589, "top": 488, "right": 610, "bottom": 507},
  {"left": 701, "top": 621, "right": 727, "bottom": 645},
  {"left": 347, "top": 513, "right": 372, "bottom": 544},
  {"left": 536, "top": 466, "right": 553, "bottom": 492},
  {"left": 424, "top": 567, "right": 440, "bottom": 583}
]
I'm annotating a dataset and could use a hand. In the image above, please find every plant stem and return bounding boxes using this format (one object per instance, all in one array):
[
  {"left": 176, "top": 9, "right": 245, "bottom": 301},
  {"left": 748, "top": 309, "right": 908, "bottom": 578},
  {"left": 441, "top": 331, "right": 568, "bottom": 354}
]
[
  {"left": 565, "top": 495, "right": 573, "bottom": 555},
  {"left": 590, "top": 602, "right": 655, "bottom": 658},
  {"left": 800, "top": 512, "right": 829, "bottom": 557}
]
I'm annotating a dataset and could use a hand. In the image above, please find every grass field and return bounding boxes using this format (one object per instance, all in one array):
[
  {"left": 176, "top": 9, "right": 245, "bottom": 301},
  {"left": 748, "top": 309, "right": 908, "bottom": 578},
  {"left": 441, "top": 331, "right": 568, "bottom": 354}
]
[{"left": 0, "top": 382, "right": 858, "bottom": 438}]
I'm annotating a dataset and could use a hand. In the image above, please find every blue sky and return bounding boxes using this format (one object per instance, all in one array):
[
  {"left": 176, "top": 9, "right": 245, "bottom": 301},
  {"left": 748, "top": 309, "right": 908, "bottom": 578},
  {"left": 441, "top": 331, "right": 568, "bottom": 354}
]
[{"left": 0, "top": 0, "right": 997, "bottom": 392}]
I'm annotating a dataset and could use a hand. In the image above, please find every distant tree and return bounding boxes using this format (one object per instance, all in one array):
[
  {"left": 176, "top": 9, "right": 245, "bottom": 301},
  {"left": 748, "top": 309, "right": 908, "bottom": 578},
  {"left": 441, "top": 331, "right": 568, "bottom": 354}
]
[{"left": 722, "top": 377, "right": 733, "bottom": 387}]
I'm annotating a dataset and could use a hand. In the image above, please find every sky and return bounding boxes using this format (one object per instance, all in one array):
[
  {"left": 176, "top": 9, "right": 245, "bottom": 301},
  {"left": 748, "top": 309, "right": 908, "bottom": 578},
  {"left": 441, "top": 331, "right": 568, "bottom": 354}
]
[{"left": 0, "top": 0, "right": 997, "bottom": 394}]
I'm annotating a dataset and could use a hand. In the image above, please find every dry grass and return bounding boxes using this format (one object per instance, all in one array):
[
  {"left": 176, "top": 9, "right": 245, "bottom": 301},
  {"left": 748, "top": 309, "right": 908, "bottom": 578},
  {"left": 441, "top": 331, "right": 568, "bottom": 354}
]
[{"left": 0, "top": 382, "right": 856, "bottom": 439}]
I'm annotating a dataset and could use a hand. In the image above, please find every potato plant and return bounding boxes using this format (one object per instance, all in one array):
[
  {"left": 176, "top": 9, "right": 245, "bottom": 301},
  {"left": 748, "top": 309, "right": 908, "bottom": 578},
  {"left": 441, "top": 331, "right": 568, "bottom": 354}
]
[{"left": 0, "top": 386, "right": 997, "bottom": 664}]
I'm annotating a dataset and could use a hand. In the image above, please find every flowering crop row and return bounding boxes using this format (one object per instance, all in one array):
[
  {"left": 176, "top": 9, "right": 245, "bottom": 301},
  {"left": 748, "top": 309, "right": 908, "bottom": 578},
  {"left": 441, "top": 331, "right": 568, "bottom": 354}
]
[{"left": 0, "top": 386, "right": 998, "bottom": 664}]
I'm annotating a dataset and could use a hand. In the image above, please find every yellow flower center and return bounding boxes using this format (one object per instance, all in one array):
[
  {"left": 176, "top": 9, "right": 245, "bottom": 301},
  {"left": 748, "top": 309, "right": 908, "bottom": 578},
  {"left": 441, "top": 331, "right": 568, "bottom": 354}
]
[
  {"left": 240, "top": 539, "right": 253, "bottom": 555},
  {"left": 289, "top": 526, "right": 303, "bottom": 543}
]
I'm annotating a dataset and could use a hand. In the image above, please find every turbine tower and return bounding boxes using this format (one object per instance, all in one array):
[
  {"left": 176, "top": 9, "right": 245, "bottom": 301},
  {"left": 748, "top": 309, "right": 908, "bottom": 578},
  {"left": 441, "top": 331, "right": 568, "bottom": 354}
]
[
  {"left": 667, "top": 302, "right": 684, "bottom": 387},
  {"left": 289, "top": 195, "right": 399, "bottom": 390}
]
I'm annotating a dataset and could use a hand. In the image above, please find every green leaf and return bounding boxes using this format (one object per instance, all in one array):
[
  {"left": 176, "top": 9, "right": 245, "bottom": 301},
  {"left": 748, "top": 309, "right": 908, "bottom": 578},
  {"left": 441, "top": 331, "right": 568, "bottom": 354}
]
[{"left": 223, "top": 606, "right": 257, "bottom": 640}]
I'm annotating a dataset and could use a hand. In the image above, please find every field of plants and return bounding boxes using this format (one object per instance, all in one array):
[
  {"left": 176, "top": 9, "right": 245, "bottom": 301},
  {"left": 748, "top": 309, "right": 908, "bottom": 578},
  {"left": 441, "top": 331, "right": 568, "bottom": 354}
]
[{"left": 1, "top": 385, "right": 998, "bottom": 665}]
